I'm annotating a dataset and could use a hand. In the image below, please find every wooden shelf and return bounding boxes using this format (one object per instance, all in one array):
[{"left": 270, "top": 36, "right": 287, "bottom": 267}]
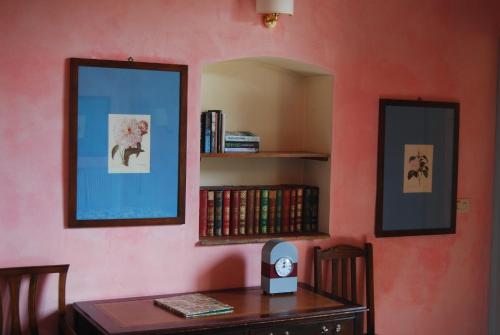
[
  {"left": 198, "top": 232, "right": 331, "bottom": 246},
  {"left": 200, "top": 151, "right": 330, "bottom": 161}
]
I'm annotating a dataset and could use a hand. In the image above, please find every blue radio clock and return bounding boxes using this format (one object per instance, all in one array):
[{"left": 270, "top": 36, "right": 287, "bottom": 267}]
[{"left": 261, "top": 240, "right": 298, "bottom": 295}]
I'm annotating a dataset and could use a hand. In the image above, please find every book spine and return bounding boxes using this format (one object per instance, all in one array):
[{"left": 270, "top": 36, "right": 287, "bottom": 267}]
[
  {"left": 222, "top": 190, "right": 231, "bottom": 236},
  {"left": 224, "top": 142, "right": 260, "bottom": 148},
  {"left": 246, "top": 189, "right": 255, "bottom": 235},
  {"left": 260, "top": 190, "right": 269, "bottom": 234},
  {"left": 214, "top": 190, "right": 223, "bottom": 236},
  {"left": 281, "top": 188, "right": 291, "bottom": 233},
  {"left": 204, "top": 112, "right": 211, "bottom": 153},
  {"left": 230, "top": 190, "right": 240, "bottom": 235},
  {"left": 225, "top": 135, "right": 260, "bottom": 142},
  {"left": 211, "top": 111, "right": 217, "bottom": 153},
  {"left": 199, "top": 189, "right": 208, "bottom": 237},
  {"left": 295, "top": 187, "right": 303, "bottom": 232},
  {"left": 275, "top": 189, "right": 282, "bottom": 234},
  {"left": 311, "top": 187, "right": 319, "bottom": 232},
  {"left": 207, "top": 191, "right": 215, "bottom": 237},
  {"left": 239, "top": 190, "right": 247, "bottom": 235},
  {"left": 254, "top": 189, "right": 261, "bottom": 234},
  {"left": 303, "top": 188, "right": 312, "bottom": 232},
  {"left": 290, "top": 189, "right": 296, "bottom": 233},
  {"left": 200, "top": 112, "right": 205, "bottom": 153},
  {"left": 217, "top": 111, "right": 222, "bottom": 153},
  {"left": 223, "top": 148, "right": 259, "bottom": 153},
  {"left": 268, "top": 190, "right": 277, "bottom": 234},
  {"left": 220, "top": 112, "right": 226, "bottom": 153}
]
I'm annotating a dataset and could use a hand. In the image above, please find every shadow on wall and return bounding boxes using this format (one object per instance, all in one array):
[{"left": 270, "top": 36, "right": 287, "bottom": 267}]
[{"left": 197, "top": 254, "right": 246, "bottom": 290}]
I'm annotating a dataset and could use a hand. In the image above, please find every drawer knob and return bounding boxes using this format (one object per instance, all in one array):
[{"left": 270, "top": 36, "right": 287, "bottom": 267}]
[
  {"left": 335, "top": 323, "right": 342, "bottom": 333},
  {"left": 321, "top": 325, "right": 329, "bottom": 333}
]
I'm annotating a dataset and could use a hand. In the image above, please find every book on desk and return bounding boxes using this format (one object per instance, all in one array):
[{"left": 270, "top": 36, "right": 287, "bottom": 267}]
[{"left": 154, "top": 293, "right": 234, "bottom": 318}]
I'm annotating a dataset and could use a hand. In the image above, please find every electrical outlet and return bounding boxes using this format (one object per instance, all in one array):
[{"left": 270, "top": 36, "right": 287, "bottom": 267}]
[{"left": 457, "top": 198, "right": 470, "bottom": 213}]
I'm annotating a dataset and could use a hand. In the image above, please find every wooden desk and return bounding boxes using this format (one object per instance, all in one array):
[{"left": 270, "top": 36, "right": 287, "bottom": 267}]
[{"left": 73, "top": 284, "right": 367, "bottom": 335}]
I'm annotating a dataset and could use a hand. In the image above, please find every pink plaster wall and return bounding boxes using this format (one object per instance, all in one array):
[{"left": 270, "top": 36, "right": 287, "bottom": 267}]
[{"left": 1, "top": 0, "right": 499, "bottom": 334}]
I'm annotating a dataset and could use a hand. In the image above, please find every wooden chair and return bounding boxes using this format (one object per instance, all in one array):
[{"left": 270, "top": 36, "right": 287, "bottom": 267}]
[
  {"left": 314, "top": 243, "right": 375, "bottom": 335},
  {"left": 0, "top": 264, "right": 77, "bottom": 335}
]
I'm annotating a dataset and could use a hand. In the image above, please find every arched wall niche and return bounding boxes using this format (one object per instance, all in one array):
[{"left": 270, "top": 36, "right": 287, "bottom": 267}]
[{"left": 200, "top": 56, "right": 334, "bottom": 240}]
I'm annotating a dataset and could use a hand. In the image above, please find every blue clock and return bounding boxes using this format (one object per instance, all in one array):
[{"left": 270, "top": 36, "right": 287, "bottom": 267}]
[{"left": 261, "top": 240, "right": 298, "bottom": 295}]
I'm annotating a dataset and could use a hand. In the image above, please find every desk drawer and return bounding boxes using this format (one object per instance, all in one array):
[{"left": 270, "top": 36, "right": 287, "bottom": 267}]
[{"left": 250, "top": 318, "right": 354, "bottom": 335}]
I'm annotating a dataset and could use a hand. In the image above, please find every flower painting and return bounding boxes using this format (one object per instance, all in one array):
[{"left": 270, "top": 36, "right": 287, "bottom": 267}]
[
  {"left": 403, "top": 144, "right": 433, "bottom": 193},
  {"left": 108, "top": 114, "right": 151, "bottom": 173}
]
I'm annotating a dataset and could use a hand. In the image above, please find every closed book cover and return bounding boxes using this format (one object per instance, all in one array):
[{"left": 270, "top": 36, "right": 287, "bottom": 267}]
[
  {"left": 275, "top": 189, "right": 282, "bottom": 234},
  {"left": 254, "top": 189, "right": 261, "bottom": 234},
  {"left": 207, "top": 191, "right": 215, "bottom": 237},
  {"left": 199, "top": 189, "right": 208, "bottom": 237},
  {"left": 281, "top": 188, "right": 291, "bottom": 233},
  {"left": 225, "top": 131, "right": 260, "bottom": 142},
  {"left": 222, "top": 190, "right": 231, "bottom": 236},
  {"left": 224, "top": 142, "right": 260, "bottom": 149},
  {"left": 295, "top": 187, "right": 303, "bottom": 232},
  {"left": 224, "top": 147, "right": 259, "bottom": 153},
  {"left": 260, "top": 190, "right": 269, "bottom": 234},
  {"left": 203, "top": 112, "right": 211, "bottom": 153},
  {"left": 220, "top": 112, "right": 226, "bottom": 153},
  {"left": 239, "top": 190, "right": 247, "bottom": 235},
  {"left": 311, "top": 187, "right": 319, "bottom": 232},
  {"left": 290, "top": 189, "right": 296, "bottom": 233},
  {"left": 154, "top": 293, "right": 234, "bottom": 318},
  {"left": 302, "top": 188, "right": 312, "bottom": 232},
  {"left": 246, "top": 189, "right": 255, "bottom": 235},
  {"left": 230, "top": 190, "right": 240, "bottom": 235},
  {"left": 216, "top": 111, "right": 222, "bottom": 153},
  {"left": 268, "top": 190, "right": 277, "bottom": 234},
  {"left": 214, "top": 190, "right": 223, "bottom": 236},
  {"left": 200, "top": 113, "right": 205, "bottom": 153}
]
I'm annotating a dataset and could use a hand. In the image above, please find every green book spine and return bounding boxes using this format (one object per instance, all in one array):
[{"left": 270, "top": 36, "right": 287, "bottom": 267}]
[
  {"left": 303, "top": 188, "right": 312, "bottom": 232},
  {"left": 268, "top": 190, "right": 277, "bottom": 234},
  {"left": 214, "top": 190, "right": 223, "bottom": 236},
  {"left": 254, "top": 189, "right": 261, "bottom": 234},
  {"left": 275, "top": 189, "right": 282, "bottom": 234},
  {"left": 260, "top": 190, "right": 269, "bottom": 234}
]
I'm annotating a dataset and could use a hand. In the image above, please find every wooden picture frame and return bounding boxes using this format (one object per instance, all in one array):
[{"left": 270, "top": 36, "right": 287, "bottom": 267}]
[
  {"left": 68, "top": 58, "right": 187, "bottom": 228},
  {"left": 375, "top": 99, "right": 459, "bottom": 237}
]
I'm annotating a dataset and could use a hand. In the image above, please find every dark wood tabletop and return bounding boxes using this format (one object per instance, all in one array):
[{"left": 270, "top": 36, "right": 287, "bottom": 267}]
[{"left": 73, "top": 283, "right": 367, "bottom": 335}]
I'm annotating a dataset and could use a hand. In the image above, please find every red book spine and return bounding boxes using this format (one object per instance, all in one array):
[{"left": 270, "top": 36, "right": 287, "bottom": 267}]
[
  {"left": 239, "top": 190, "right": 247, "bottom": 235},
  {"left": 281, "top": 188, "right": 291, "bottom": 233},
  {"left": 268, "top": 190, "right": 277, "bottom": 234},
  {"left": 295, "top": 187, "right": 303, "bottom": 232},
  {"left": 207, "top": 191, "right": 215, "bottom": 237},
  {"left": 222, "top": 190, "right": 231, "bottom": 236},
  {"left": 290, "top": 189, "right": 296, "bottom": 233},
  {"left": 199, "top": 189, "right": 208, "bottom": 237},
  {"left": 246, "top": 189, "right": 255, "bottom": 235},
  {"left": 254, "top": 190, "right": 261, "bottom": 234},
  {"left": 230, "top": 190, "right": 240, "bottom": 235}
]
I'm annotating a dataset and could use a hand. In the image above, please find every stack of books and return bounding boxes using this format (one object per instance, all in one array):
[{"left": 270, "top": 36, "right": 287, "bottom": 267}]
[
  {"left": 154, "top": 293, "right": 234, "bottom": 318},
  {"left": 201, "top": 110, "right": 225, "bottom": 153},
  {"left": 199, "top": 185, "right": 319, "bottom": 237},
  {"left": 224, "top": 131, "right": 260, "bottom": 153}
]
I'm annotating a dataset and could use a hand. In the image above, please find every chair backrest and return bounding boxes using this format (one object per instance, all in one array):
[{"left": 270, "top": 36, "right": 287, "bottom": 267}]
[
  {"left": 0, "top": 264, "right": 69, "bottom": 335},
  {"left": 314, "top": 243, "right": 375, "bottom": 335}
]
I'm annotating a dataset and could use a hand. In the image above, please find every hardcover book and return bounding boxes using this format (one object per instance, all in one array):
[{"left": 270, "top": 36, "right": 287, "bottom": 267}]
[
  {"left": 230, "top": 190, "right": 240, "bottom": 235},
  {"left": 260, "top": 189, "right": 269, "bottom": 234},
  {"left": 246, "top": 189, "right": 255, "bottom": 235},
  {"left": 222, "top": 190, "right": 231, "bottom": 236},
  {"left": 154, "top": 293, "right": 234, "bottom": 318},
  {"left": 254, "top": 189, "right": 261, "bottom": 234},
  {"left": 295, "top": 187, "right": 303, "bottom": 232},
  {"left": 224, "top": 142, "right": 260, "bottom": 149},
  {"left": 214, "top": 190, "right": 223, "bottom": 236},
  {"left": 276, "top": 189, "right": 282, "bottom": 234},
  {"left": 281, "top": 188, "right": 291, "bottom": 233},
  {"left": 225, "top": 131, "right": 260, "bottom": 142},
  {"left": 207, "top": 191, "right": 215, "bottom": 237},
  {"left": 202, "top": 112, "right": 211, "bottom": 153},
  {"left": 224, "top": 147, "right": 259, "bottom": 153},
  {"left": 199, "top": 189, "right": 208, "bottom": 237},
  {"left": 290, "top": 189, "right": 296, "bottom": 233},
  {"left": 239, "top": 190, "right": 247, "bottom": 235},
  {"left": 268, "top": 190, "right": 277, "bottom": 234}
]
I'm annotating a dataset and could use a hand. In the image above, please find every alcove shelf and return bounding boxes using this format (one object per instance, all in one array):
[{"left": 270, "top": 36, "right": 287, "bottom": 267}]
[
  {"left": 199, "top": 232, "right": 331, "bottom": 246},
  {"left": 201, "top": 151, "right": 330, "bottom": 161},
  {"left": 199, "top": 57, "right": 333, "bottom": 244}
]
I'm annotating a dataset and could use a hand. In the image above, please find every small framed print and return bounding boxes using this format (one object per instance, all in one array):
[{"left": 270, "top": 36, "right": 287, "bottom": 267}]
[
  {"left": 68, "top": 58, "right": 187, "bottom": 228},
  {"left": 375, "top": 99, "right": 459, "bottom": 237}
]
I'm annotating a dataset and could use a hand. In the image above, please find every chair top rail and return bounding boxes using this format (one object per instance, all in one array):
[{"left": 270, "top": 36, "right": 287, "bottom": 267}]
[{"left": 0, "top": 265, "right": 69, "bottom": 277}]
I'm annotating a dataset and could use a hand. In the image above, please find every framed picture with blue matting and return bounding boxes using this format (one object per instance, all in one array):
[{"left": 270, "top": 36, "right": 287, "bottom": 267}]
[
  {"left": 375, "top": 99, "right": 459, "bottom": 237},
  {"left": 68, "top": 58, "right": 187, "bottom": 228}
]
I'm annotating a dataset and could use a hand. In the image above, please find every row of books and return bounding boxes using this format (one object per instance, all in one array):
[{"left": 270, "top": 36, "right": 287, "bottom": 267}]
[
  {"left": 199, "top": 185, "right": 319, "bottom": 237},
  {"left": 201, "top": 110, "right": 225, "bottom": 153}
]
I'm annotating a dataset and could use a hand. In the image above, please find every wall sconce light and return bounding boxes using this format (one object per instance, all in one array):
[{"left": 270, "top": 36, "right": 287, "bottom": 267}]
[{"left": 256, "top": 0, "right": 294, "bottom": 28}]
